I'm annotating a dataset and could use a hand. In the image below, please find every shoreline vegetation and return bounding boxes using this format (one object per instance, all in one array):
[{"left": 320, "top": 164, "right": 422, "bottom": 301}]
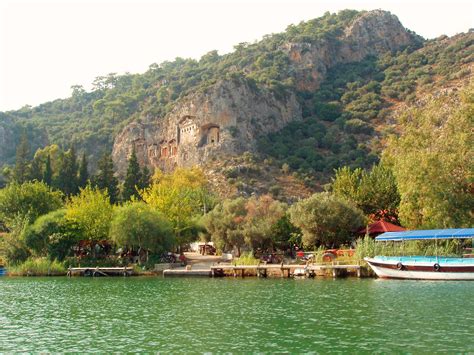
[{"left": 2, "top": 237, "right": 464, "bottom": 277}]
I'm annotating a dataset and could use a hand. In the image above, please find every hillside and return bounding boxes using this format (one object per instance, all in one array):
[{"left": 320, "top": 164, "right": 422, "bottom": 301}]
[{"left": 0, "top": 10, "right": 472, "bottom": 198}]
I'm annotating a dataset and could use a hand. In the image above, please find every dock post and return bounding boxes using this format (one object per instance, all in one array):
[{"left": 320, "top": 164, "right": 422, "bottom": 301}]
[{"left": 357, "top": 261, "right": 361, "bottom": 278}]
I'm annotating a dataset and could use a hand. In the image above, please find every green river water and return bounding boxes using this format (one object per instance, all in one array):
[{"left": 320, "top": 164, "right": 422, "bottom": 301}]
[{"left": 0, "top": 277, "right": 473, "bottom": 353}]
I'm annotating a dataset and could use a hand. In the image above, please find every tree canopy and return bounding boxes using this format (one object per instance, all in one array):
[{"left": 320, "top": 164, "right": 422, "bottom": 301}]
[
  {"left": 141, "top": 168, "right": 215, "bottom": 245},
  {"left": 383, "top": 86, "right": 474, "bottom": 228},
  {"left": 65, "top": 185, "right": 113, "bottom": 241},
  {"left": 0, "top": 181, "right": 63, "bottom": 228},
  {"left": 288, "top": 192, "right": 365, "bottom": 247},
  {"left": 109, "top": 202, "right": 174, "bottom": 253}
]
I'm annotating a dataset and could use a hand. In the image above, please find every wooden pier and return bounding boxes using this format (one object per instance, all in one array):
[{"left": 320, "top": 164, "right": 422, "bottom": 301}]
[
  {"left": 210, "top": 263, "right": 362, "bottom": 278},
  {"left": 67, "top": 266, "right": 133, "bottom": 277}
]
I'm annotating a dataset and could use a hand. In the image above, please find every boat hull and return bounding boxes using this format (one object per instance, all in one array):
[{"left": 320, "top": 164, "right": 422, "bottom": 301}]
[{"left": 364, "top": 257, "right": 474, "bottom": 280}]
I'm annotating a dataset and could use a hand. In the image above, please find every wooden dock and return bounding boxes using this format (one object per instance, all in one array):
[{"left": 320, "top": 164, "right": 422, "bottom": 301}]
[
  {"left": 210, "top": 263, "right": 362, "bottom": 278},
  {"left": 67, "top": 267, "right": 134, "bottom": 277}
]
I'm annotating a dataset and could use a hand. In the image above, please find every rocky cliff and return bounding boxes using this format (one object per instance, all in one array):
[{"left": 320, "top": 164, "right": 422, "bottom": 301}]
[
  {"left": 112, "top": 78, "right": 300, "bottom": 176},
  {"left": 112, "top": 10, "right": 415, "bottom": 175}
]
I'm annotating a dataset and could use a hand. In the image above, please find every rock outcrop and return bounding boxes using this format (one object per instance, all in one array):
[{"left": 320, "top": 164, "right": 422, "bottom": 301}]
[
  {"left": 112, "top": 78, "right": 300, "bottom": 176},
  {"left": 285, "top": 10, "right": 414, "bottom": 91},
  {"left": 112, "top": 10, "right": 415, "bottom": 175}
]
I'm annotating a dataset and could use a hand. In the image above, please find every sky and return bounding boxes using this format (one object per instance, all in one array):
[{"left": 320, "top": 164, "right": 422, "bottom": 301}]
[{"left": 0, "top": 0, "right": 472, "bottom": 111}]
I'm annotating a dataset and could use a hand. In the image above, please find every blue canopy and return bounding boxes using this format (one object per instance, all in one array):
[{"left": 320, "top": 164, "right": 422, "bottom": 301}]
[{"left": 375, "top": 228, "right": 474, "bottom": 241}]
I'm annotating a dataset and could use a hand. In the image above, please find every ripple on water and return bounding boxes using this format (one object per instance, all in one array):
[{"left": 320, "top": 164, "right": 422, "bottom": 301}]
[{"left": 0, "top": 277, "right": 473, "bottom": 352}]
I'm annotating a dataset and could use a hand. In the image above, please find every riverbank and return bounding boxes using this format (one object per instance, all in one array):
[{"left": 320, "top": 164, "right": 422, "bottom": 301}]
[{"left": 1, "top": 253, "right": 374, "bottom": 278}]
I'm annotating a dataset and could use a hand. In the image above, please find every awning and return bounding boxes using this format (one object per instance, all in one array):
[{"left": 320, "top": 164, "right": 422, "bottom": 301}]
[
  {"left": 357, "top": 220, "right": 405, "bottom": 236},
  {"left": 375, "top": 228, "right": 474, "bottom": 241}
]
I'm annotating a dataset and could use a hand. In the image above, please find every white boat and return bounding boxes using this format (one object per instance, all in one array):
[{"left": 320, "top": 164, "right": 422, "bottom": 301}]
[{"left": 364, "top": 228, "right": 474, "bottom": 280}]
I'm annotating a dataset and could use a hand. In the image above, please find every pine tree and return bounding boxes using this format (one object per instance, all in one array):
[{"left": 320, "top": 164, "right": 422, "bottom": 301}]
[
  {"left": 94, "top": 152, "right": 119, "bottom": 204},
  {"left": 42, "top": 154, "right": 53, "bottom": 186},
  {"left": 13, "top": 132, "right": 31, "bottom": 183},
  {"left": 122, "top": 149, "right": 142, "bottom": 201},
  {"left": 57, "top": 147, "right": 78, "bottom": 196},
  {"left": 139, "top": 166, "right": 152, "bottom": 190},
  {"left": 29, "top": 156, "right": 43, "bottom": 182},
  {"left": 78, "top": 153, "right": 89, "bottom": 189}
]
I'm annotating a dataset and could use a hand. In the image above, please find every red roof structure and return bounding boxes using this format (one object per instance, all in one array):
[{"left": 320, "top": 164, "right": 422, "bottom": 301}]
[{"left": 358, "top": 220, "right": 406, "bottom": 237}]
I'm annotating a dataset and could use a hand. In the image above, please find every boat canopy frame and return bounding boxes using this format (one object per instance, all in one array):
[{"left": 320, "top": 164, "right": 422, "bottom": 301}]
[{"left": 375, "top": 228, "right": 474, "bottom": 242}]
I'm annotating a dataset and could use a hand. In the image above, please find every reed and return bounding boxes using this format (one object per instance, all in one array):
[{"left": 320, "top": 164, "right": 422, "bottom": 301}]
[
  {"left": 235, "top": 252, "right": 260, "bottom": 265},
  {"left": 355, "top": 235, "right": 462, "bottom": 260},
  {"left": 7, "top": 257, "right": 66, "bottom": 276}
]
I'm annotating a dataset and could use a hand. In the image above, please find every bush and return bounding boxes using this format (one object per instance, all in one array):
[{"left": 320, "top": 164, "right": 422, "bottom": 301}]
[
  {"left": 7, "top": 257, "right": 66, "bottom": 276},
  {"left": 235, "top": 251, "right": 260, "bottom": 265},
  {"left": 344, "top": 119, "right": 374, "bottom": 134}
]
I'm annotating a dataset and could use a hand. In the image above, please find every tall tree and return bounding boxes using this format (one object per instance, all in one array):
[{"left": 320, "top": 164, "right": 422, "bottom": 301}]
[
  {"left": 139, "top": 166, "right": 152, "bottom": 190},
  {"left": 78, "top": 153, "right": 89, "bottom": 189},
  {"left": 141, "top": 168, "right": 215, "bottom": 246},
  {"left": 65, "top": 185, "right": 112, "bottom": 241},
  {"left": 109, "top": 202, "right": 174, "bottom": 255},
  {"left": 332, "top": 163, "right": 400, "bottom": 222},
  {"left": 94, "top": 152, "right": 119, "bottom": 204},
  {"left": 383, "top": 86, "right": 473, "bottom": 228},
  {"left": 57, "top": 147, "right": 78, "bottom": 196},
  {"left": 13, "top": 132, "right": 31, "bottom": 183},
  {"left": 122, "top": 149, "right": 142, "bottom": 201},
  {"left": 42, "top": 154, "right": 53, "bottom": 186},
  {"left": 0, "top": 181, "right": 63, "bottom": 228}
]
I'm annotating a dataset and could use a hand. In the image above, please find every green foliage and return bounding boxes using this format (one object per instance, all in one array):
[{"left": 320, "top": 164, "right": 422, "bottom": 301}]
[
  {"left": 270, "top": 215, "right": 302, "bottom": 251},
  {"left": 235, "top": 251, "right": 260, "bottom": 265},
  {"left": 288, "top": 192, "right": 365, "bottom": 247},
  {"left": 78, "top": 153, "right": 89, "bottom": 188},
  {"left": 56, "top": 147, "right": 79, "bottom": 196},
  {"left": 93, "top": 152, "right": 119, "bottom": 203},
  {"left": 0, "top": 181, "right": 63, "bottom": 227},
  {"left": 332, "top": 163, "right": 400, "bottom": 218},
  {"left": 66, "top": 185, "right": 113, "bottom": 241},
  {"left": 241, "top": 195, "right": 287, "bottom": 250},
  {"left": 7, "top": 257, "right": 66, "bottom": 276},
  {"left": 383, "top": 86, "right": 474, "bottom": 228},
  {"left": 202, "top": 197, "right": 247, "bottom": 255},
  {"left": 355, "top": 235, "right": 463, "bottom": 260},
  {"left": 12, "top": 132, "right": 31, "bottom": 183},
  {"left": 203, "top": 195, "right": 294, "bottom": 254},
  {"left": 2, "top": 215, "right": 31, "bottom": 265},
  {"left": 122, "top": 149, "right": 142, "bottom": 201},
  {"left": 43, "top": 155, "right": 53, "bottom": 186},
  {"left": 109, "top": 202, "right": 174, "bottom": 253},
  {"left": 141, "top": 168, "right": 215, "bottom": 245},
  {"left": 22, "top": 209, "right": 81, "bottom": 261}
]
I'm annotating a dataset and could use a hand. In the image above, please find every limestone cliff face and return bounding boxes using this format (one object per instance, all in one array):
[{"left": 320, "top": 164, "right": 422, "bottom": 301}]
[
  {"left": 112, "top": 78, "right": 300, "bottom": 176},
  {"left": 112, "top": 10, "right": 415, "bottom": 175},
  {"left": 285, "top": 10, "right": 414, "bottom": 91}
]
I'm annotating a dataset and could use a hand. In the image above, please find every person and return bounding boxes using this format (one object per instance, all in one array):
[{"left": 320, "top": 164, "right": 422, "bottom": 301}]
[{"left": 179, "top": 252, "right": 187, "bottom": 266}]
